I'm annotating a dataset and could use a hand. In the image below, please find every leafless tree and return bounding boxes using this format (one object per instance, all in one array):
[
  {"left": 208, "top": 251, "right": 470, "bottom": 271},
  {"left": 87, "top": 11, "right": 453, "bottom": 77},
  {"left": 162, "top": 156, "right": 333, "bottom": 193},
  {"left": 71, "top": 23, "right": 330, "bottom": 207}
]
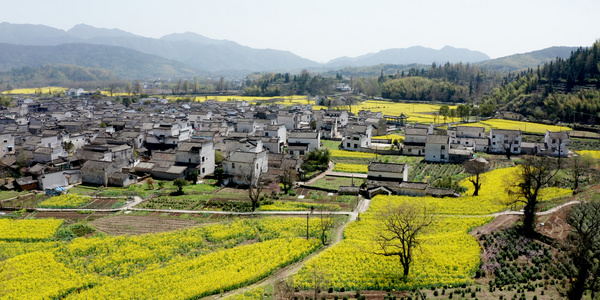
[
  {"left": 243, "top": 168, "right": 268, "bottom": 212},
  {"left": 317, "top": 204, "right": 335, "bottom": 245},
  {"left": 505, "top": 155, "right": 559, "bottom": 236},
  {"left": 279, "top": 159, "right": 298, "bottom": 194},
  {"left": 463, "top": 157, "right": 490, "bottom": 196},
  {"left": 569, "top": 154, "right": 597, "bottom": 194},
  {"left": 373, "top": 201, "right": 436, "bottom": 278},
  {"left": 276, "top": 277, "right": 296, "bottom": 300},
  {"left": 560, "top": 202, "right": 600, "bottom": 300}
]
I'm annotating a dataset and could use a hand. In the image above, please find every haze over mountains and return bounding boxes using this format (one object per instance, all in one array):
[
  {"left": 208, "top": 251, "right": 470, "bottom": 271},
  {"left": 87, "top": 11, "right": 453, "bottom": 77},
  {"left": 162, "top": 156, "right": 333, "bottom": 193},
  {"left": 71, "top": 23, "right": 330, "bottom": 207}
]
[{"left": 0, "top": 22, "right": 581, "bottom": 78}]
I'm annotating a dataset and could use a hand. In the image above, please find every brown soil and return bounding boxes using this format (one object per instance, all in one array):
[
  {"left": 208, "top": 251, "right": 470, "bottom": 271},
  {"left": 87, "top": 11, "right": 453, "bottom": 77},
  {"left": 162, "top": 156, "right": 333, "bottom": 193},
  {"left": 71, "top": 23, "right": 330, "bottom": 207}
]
[
  {"left": 537, "top": 205, "right": 572, "bottom": 240},
  {"left": 470, "top": 214, "right": 520, "bottom": 239},
  {"left": 89, "top": 214, "right": 204, "bottom": 235},
  {"left": 81, "top": 198, "right": 122, "bottom": 209}
]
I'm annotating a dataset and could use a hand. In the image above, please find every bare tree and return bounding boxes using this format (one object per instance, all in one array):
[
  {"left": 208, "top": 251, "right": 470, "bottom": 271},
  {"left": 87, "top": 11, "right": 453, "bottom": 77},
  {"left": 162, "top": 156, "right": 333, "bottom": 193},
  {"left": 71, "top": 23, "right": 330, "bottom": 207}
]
[
  {"left": 373, "top": 201, "right": 435, "bottom": 278},
  {"left": 279, "top": 159, "right": 298, "bottom": 194},
  {"left": 276, "top": 277, "right": 296, "bottom": 300},
  {"left": 463, "top": 157, "right": 490, "bottom": 196},
  {"left": 243, "top": 168, "right": 268, "bottom": 212},
  {"left": 505, "top": 156, "right": 558, "bottom": 236},
  {"left": 317, "top": 204, "right": 335, "bottom": 245},
  {"left": 561, "top": 202, "right": 600, "bottom": 300},
  {"left": 569, "top": 154, "right": 596, "bottom": 194}
]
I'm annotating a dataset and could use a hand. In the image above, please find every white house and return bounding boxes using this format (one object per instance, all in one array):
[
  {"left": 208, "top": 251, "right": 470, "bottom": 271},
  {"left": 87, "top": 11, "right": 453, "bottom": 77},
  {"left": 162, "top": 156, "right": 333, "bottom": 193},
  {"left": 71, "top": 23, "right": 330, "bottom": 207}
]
[
  {"left": 287, "top": 131, "right": 321, "bottom": 152},
  {"left": 223, "top": 149, "right": 269, "bottom": 185},
  {"left": 490, "top": 129, "right": 522, "bottom": 155},
  {"left": 175, "top": 141, "right": 215, "bottom": 178},
  {"left": 66, "top": 88, "right": 85, "bottom": 97},
  {"left": 0, "top": 134, "right": 15, "bottom": 159},
  {"left": 341, "top": 125, "right": 372, "bottom": 150},
  {"left": 425, "top": 135, "right": 450, "bottom": 162},
  {"left": 544, "top": 130, "right": 570, "bottom": 157}
]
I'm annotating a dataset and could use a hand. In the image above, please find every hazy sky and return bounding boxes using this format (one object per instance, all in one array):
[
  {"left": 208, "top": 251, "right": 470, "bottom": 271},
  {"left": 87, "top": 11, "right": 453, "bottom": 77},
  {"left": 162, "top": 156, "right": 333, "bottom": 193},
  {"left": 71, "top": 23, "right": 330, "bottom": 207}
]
[{"left": 2, "top": 0, "right": 599, "bottom": 63}]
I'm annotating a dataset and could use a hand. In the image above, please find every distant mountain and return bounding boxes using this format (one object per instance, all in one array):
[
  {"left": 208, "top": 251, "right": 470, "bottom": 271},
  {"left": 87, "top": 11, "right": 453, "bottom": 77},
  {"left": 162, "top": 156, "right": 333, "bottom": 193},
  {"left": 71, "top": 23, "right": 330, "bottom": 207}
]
[
  {"left": 478, "top": 46, "right": 579, "bottom": 72},
  {"left": 325, "top": 46, "right": 490, "bottom": 68},
  {"left": 0, "top": 64, "right": 118, "bottom": 87},
  {"left": 67, "top": 23, "right": 138, "bottom": 39},
  {"left": 0, "top": 23, "right": 321, "bottom": 74},
  {"left": 0, "top": 43, "right": 197, "bottom": 79}
]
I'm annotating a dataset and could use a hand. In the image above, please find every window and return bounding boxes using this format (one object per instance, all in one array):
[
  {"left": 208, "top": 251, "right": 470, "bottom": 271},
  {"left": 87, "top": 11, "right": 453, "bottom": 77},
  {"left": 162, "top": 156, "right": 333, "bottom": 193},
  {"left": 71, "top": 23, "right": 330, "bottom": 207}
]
[
  {"left": 513, "top": 147, "right": 518, "bottom": 152},
  {"left": 441, "top": 145, "right": 445, "bottom": 150},
  {"left": 441, "top": 154, "right": 445, "bottom": 159},
  {"left": 256, "top": 164, "right": 259, "bottom": 170},
  {"left": 408, "top": 149, "right": 412, "bottom": 153},
  {"left": 265, "top": 132, "right": 269, "bottom": 136},
  {"left": 188, "top": 158, "right": 191, "bottom": 163},
  {"left": 346, "top": 143, "right": 350, "bottom": 147},
  {"left": 202, "top": 156, "right": 205, "bottom": 162},
  {"left": 504, "top": 140, "right": 508, "bottom": 144},
  {"left": 232, "top": 163, "right": 235, "bottom": 169},
  {"left": 492, "top": 142, "right": 496, "bottom": 145},
  {"left": 354, "top": 144, "right": 357, "bottom": 148},
  {"left": 492, "top": 135, "right": 495, "bottom": 139},
  {"left": 514, "top": 140, "right": 518, "bottom": 144},
  {"left": 202, "top": 167, "right": 205, "bottom": 173}
]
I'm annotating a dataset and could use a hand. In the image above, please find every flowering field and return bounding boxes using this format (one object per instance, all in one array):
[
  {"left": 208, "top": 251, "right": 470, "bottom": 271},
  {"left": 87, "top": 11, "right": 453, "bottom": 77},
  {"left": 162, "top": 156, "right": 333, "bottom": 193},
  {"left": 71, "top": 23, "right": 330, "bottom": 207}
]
[
  {"left": 38, "top": 194, "right": 91, "bottom": 209},
  {"left": 469, "top": 119, "right": 571, "bottom": 134},
  {"left": 223, "top": 287, "right": 265, "bottom": 300},
  {"left": 0, "top": 219, "right": 63, "bottom": 241},
  {"left": 373, "top": 133, "right": 405, "bottom": 142},
  {"left": 314, "top": 101, "right": 456, "bottom": 124},
  {"left": 294, "top": 195, "right": 492, "bottom": 291},
  {"left": 576, "top": 150, "right": 600, "bottom": 160},
  {"left": 68, "top": 238, "right": 319, "bottom": 299},
  {"left": 459, "top": 166, "right": 572, "bottom": 205},
  {"left": 333, "top": 163, "right": 369, "bottom": 174},
  {"left": 330, "top": 149, "right": 377, "bottom": 159},
  {"left": 2, "top": 86, "right": 66, "bottom": 95},
  {"left": 0, "top": 217, "right": 326, "bottom": 299}
]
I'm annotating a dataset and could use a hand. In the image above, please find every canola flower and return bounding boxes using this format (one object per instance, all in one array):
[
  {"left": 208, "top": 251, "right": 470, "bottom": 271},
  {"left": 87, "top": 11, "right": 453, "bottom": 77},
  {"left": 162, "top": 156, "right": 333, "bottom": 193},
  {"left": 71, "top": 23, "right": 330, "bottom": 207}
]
[
  {"left": 0, "top": 251, "right": 97, "bottom": 300},
  {"left": 330, "top": 149, "right": 377, "bottom": 159},
  {"left": 38, "top": 194, "right": 91, "bottom": 209},
  {"left": 67, "top": 238, "right": 320, "bottom": 300},
  {"left": 0, "top": 219, "right": 63, "bottom": 241},
  {"left": 576, "top": 150, "right": 600, "bottom": 160},
  {"left": 294, "top": 195, "right": 492, "bottom": 290},
  {"left": 333, "top": 163, "right": 369, "bottom": 174},
  {"left": 469, "top": 119, "right": 570, "bottom": 134},
  {"left": 0, "top": 217, "right": 327, "bottom": 299}
]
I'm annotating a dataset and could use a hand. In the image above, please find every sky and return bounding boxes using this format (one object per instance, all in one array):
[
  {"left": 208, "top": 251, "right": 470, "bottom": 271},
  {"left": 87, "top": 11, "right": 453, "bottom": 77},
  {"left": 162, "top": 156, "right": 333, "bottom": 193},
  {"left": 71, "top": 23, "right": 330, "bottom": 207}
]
[{"left": 2, "top": 0, "right": 600, "bottom": 63}]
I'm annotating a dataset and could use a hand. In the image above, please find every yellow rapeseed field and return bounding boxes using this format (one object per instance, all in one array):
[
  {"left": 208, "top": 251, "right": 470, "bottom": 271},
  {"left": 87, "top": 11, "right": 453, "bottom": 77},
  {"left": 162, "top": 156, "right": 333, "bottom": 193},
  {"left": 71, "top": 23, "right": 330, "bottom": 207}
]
[{"left": 469, "top": 119, "right": 571, "bottom": 134}]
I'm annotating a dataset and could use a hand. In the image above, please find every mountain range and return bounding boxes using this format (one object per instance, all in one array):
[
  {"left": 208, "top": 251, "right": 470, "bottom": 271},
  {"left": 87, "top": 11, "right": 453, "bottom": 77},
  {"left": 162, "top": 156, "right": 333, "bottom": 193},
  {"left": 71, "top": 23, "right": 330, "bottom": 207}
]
[{"left": 0, "top": 22, "right": 582, "bottom": 78}]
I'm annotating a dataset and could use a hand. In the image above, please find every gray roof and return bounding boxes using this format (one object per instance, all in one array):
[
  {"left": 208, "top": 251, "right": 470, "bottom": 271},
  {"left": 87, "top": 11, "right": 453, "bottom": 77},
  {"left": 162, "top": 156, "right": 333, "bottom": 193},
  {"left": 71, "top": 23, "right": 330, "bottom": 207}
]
[
  {"left": 426, "top": 135, "right": 449, "bottom": 144},
  {"left": 491, "top": 129, "right": 521, "bottom": 136},
  {"left": 405, "top": 128, "right": 428, "bottom": 136},
  {"left": 81, "top": 160, "right": 114, "bottom": 171},
  {"left": 369, "top": 162, "right": 405, "bottom": 173},
  {"left": 547, "top": 131, "right": 570, "bottom": 139},
  {"left": 399, "top": 182, "right": 429, "bottom": 190},
  {"left": 457, "top": 126, "right": 485, "bottom": 132},
  {"left": 289, "top": 131, "right": 318, "bottom": 139}
]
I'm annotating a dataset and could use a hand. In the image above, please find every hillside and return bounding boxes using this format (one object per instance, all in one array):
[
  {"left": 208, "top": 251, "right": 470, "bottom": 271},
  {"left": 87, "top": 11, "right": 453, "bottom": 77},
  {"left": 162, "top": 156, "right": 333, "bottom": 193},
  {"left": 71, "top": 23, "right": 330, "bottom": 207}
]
[
  {"left": 478, "top": 46, "right": 578, "bottom": 72},
  {"left": 0, "top": 43, "right": 197, "bottom": 79},
  {"left": 0, "top": 23, "right": 321, "bottom": 74},
  {"left": 325, "top": 45, "right": 490, "bottom": 68},
  {"left": 0, "top": 64, "right": 118, "bottom": 87}
]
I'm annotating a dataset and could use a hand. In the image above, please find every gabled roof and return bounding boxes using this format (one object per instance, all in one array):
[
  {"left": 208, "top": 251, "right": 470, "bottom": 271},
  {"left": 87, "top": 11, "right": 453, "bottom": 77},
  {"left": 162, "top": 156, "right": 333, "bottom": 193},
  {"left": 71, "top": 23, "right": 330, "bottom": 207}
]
[
  {"left": 369, "top": 162, "right": 405, "bottom": 173},
  {"left": 426, "top": 135, "right": 449, "bottom": 144}
]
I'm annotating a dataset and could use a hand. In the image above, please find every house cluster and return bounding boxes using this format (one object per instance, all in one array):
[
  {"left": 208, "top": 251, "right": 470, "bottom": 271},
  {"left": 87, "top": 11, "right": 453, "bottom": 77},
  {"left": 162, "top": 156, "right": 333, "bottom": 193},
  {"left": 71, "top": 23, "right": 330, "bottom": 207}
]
[
  {"left": 400, "top": 124, "right": 571, "bottom": 163},
  {"left": 0, "top": 94, "right": 389, "bottom": 193}
]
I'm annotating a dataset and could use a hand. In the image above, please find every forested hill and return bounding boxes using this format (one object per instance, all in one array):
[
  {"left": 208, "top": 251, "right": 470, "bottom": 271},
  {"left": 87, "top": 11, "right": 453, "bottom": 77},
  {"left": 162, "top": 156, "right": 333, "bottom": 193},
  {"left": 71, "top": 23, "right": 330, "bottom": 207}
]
[
  {"left": 479, "top": 46, "right": 578, "bottom": 72},
  {"left": 0, "top": 65, "right": 118, "bottom": 88},
  {"left": 0, "top": 43, "right": 196, "bottom": 79},
  {"left": 484, "top": 42, "right": 600, "bottom": 125}
]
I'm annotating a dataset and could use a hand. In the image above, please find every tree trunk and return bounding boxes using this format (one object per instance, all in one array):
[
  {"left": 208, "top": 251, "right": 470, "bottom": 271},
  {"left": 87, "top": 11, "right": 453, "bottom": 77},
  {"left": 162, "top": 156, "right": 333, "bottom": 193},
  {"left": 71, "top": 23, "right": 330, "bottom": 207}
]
[
  {"left": 568, "top": 263, "right": 590, "bottom": 300},
  {"left": 473, "top": 182, "right": 480, "bottom": 196},
  {"left": 523, "top": 201, "right": 537, "bottom": 235}
]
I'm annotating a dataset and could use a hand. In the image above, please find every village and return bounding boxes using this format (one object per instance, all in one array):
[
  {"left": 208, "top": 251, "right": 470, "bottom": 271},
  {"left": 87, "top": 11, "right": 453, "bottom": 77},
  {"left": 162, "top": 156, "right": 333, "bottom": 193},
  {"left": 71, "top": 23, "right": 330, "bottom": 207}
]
[{"left": 0, "top": 90, "right": 572, "bottom": 206}]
